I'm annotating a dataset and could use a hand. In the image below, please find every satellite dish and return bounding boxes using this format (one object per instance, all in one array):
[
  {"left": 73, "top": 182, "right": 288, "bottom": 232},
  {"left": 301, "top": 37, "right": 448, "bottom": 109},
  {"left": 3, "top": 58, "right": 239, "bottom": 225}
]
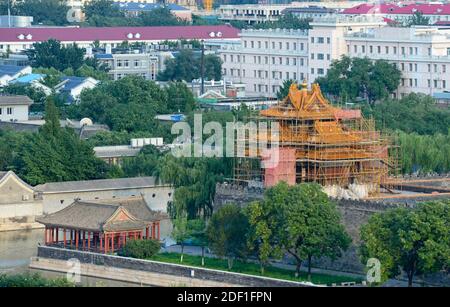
[{"left": 80, "top": 118, "right": 93, "bottom": 127}]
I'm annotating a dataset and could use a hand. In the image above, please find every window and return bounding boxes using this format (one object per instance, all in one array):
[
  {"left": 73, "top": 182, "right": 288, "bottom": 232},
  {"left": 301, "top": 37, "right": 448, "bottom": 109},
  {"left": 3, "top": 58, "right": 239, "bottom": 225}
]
[
  {"left": 327, "top": 37, "right": 330, "bottom": 44},
  {"left": 369, "top": 45, "right": 373, "bottom": 53},
  {"left": 443, "top": 80, "right": 446, "bottom": 89},
  {"left": 272, "top": 42, "right": 275, "bottom": 49},
  {"left": 318, "top": 68, "right": 324, "bottom": 75},
  {"left": 401, "top": 47, "right": 405, "bottom": 55},
  {"left": 311, "top": 68, "right": 315, "bottom": 74},
  {"left": 223, "top": 54, "right": 227, "bottom": 62},
  {"left": 385, "top": 46, "right": 389, "bottom": 54},
  {"left": 244, "top": 41, "right": 247, "bottom": 48},
  {"left": 318, "top": 37, "right": 324, "bottom": 44},
  {"left": 377, "top": 46, "right": 381, "bottom": 54},
  {"left": 434, "top": 64, "right": 437, "bottom": 73},
  {"left": 286, "top": 72, "right": 289, "bottom": 79},
  {"left": 409, "top": 63, "right": 412, "bottom": 71},
  {"left": 443, "top": 65, "right": 446, "bottom": 73},
  {"left": 362, "top": 45, "right": 365, "bottom": 53},
  {"left": 134, "top": 60, "right": 139, "bottom": 67},
  {"left": 7, "top": 107, "right": 12, "bottom": 115},
  {"left": 265, "top": 41, "right": 268, "bottom": 49},
  {"left": 251, "top": 41, "right": 254, "bottom": 48},
  {"left": 279, "top": 42, "right": 282, "bottom": 49},
  {"left": 258, "top": 41, "right": 261, "bottom": 48},
  {"left": 311, "top": 53, "right": 315, "bottom": 60},
  {"left": 354, "top": 45, "right": 357, "bottom": 53},
  {"left": 0, "top": 108, "right": 1, "bottom": 115},
  {"left": 393, "top": 47, "right": 397, "bottom": 54},
  {"left": 318, "top": 53, "right": 324, "bottom": 60},
  {"left": 311, "top": 37, "right": 315, "bottom": 43},
  {"left": 286, "top": 42, "right": 290, "bottom": 50},
  {"left": 409, "top": 47, "right": 413, "bottom": 55},
  {"left": 300, "top": 43, "right": 304, "bottom": 51},
  {"left": 293, "top": 58, "right": 296, "bottom": 65},
  {"left": 327, "top": 54, "right": 331, "bottom": 60}
]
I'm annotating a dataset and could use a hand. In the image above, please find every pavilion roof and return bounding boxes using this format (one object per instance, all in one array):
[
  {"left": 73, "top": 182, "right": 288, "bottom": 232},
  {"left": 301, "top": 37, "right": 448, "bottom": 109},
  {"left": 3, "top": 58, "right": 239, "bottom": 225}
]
[{"left": 36, "top": 196, "right": 166, "bottom": 232}]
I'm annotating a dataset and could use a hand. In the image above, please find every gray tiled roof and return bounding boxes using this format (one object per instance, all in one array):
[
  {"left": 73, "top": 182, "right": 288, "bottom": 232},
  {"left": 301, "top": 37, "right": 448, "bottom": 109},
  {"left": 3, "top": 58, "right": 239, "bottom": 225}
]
[
  {"left": 0, "top": 95, "right": 33, "bottom": 106},
  {"left": 36, "top": 196, "right": 167, "bottom": 232},
  {"left": 35, "top": 176, "right": 159, "bottom": 193}
]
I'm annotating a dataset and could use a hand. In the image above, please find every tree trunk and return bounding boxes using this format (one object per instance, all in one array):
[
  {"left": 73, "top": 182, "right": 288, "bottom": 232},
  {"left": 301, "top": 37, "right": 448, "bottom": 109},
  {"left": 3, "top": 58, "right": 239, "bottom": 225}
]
[
  {"left": 227, "top": 257, "right": 233, "bottom": 270},
  {"left": 180, "top": 244, "right": 184, "bottom": 263},
  {"left": 307, "top": 255, "right": 312, "bottom": 281},
  {"left": 260, "top": 262, "right": 265, "bottom": 275},
  {"left": 201, "top": 246, "right": 205, "bottom": 267},
  {"left": 407, "top": 272, "right": 413, "bottom": 287},
  {"left": 288, "top": 250, "right": 302, "bottom": 278}
]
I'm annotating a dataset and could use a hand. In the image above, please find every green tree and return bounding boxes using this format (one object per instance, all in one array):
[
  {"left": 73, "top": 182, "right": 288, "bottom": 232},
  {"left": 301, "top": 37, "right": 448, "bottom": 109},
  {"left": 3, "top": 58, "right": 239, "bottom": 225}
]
[
  {"left": 140, "top": 7, "right": 185, "bottom": 26},
  {"left": 27, "top": 40, "right": 85, "bottom": 71},
  {"left": 407, "top": 11, "right": 430, "bottom": 26},
  {"left": 13, "top": 0, "right": 69, "bottom": 26},
  {"left": 165, "top": 82, "right": 197, "bottom": 113},
  {"left": 83, "top": 0, "right": 123, "bottom": 19},
  {"left": 276, "top": 79, "right": 295, "bottom": 100},
  {"left": 206, "top": 204, "right": 249, "bottom": 269},
  {"left": 245, "top": 201, "right": 281, "bottom": 274},
  {"left": 360, "top": 201, "right": 450, "bottom": 286},
  {"left": 171, "top": 215, "right": 190, "bottom": 263},
  {"left": 189, "top": 219, "right": 208, "bottom": 266},
  {"left": 254, "top": 13, "right": 311, "bottom": 30},
  {"left": 158, "top": 50, "right": 222, "bottom": 82},
  {"left": 317, "top": 56, "right": 401, "bottom": 104},
  {"left": 119, "top": 239, "right": 161, "bottom": 259},
  {"left": 16, "top": 97, "right": 109, "bottom": 185}
]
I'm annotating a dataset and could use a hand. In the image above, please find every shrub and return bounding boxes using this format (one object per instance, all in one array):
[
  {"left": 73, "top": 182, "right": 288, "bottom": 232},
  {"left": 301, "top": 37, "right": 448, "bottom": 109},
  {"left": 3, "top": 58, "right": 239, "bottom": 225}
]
[
  {"left": 119, "top": 239, "right": 161, "bottom": 259},
  {"left": 0, "top": 273, "right": 75, "bottom": 287}
]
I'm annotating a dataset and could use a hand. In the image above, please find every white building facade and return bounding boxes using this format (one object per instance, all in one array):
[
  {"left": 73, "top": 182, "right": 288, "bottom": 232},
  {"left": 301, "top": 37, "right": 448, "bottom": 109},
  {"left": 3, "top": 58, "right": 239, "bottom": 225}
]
[{"left": 221, "top": 16, "right": 450, "bottom": 99}]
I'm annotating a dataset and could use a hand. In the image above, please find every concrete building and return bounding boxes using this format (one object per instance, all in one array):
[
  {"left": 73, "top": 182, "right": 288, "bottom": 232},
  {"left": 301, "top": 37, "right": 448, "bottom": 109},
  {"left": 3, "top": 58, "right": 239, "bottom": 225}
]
[
  {"left": 282, "top": 6, "right": 337, "bottom": 20},
  {"left": 0, "top": 171, "right": 43, "bottom": 232},
  {"left": 345, "top": 26, "right": 450, "bottom": 98},
  {"left": 35, "top": 176, "right": 174, "bottom": 215},
  {"left": 0, "top": 15, "right": 33, "bottom": 28},
  {"left": 220, "top": 15, "right": 450, "bottom": 98},
  {"left": 0, "top": 25, "right": 240, "bottom": 53},
  {"left": 342, "top": 3, "right": 450, "bottom": 25},
  {"left": 218, "top": 4, "right": 290, "bottom": 24},
  {"left": 115, "top": 2, "right": 193, "bottom": 21},
  {"left": 0, "top": 95, "right": 33, "bottom": 122},
  {"left": 94, "top": 137, "right": 164, "bottom": 166},
  {"left": 95, "top": 51, "right": 159, "bottom": 81}
]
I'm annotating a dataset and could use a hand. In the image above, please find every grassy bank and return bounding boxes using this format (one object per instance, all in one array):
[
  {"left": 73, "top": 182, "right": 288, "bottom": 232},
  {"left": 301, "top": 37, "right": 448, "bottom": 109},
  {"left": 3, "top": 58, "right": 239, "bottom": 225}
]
[{"left": 150, "top": 252, "right": 362, "bottom": 285}]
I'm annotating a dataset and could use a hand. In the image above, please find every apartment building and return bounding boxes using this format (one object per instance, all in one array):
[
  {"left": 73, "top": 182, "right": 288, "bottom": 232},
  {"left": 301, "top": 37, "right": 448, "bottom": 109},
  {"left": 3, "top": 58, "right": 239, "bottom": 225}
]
[
  {"left": 342, "top": 3, "right": 450, "bottom": 24},
  {"left": 96, "top": 51, "right": 159, "bottom": 81},
  {"left": 346, "top": 26, "right": 450, "bottom": 98},
  {"left": 221, "top": 15, "right": 450, "bottom": 99},
  {"left": 220, "top": 16, "right": 386, "bottom": 97}
]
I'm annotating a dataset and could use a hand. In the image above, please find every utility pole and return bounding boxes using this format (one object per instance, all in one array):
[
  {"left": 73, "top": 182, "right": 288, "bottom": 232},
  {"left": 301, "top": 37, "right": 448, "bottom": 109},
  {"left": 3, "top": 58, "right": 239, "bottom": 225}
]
[
  {"left": 7, "top": 0, "right": 11, "bottom": 28},
  {"left": 200, "top": 39, "right": 205, "bottom": 95}
]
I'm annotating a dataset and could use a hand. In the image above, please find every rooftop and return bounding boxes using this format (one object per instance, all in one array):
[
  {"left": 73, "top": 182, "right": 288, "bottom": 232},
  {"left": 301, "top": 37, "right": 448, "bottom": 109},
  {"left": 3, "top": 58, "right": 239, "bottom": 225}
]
[
  {"left": 0, "top": 25, "right": 240, "bottom": 43},
  {"left": 56, "top": 76, "right": 98, "bottom": 92},
  {"left": 94, "top": 145, "right": 142, "bottom": 158},
  {"left": 36, "top": 196, "right": 167, "bottom": 232},
  {"left": 0, "top": 64, "right": 28, "bottom": 77},
  {"left": 342, "top": 3, "right": 450, "bottom": 16},
  {"left": 11, "top": 73, "right": 45, "bottom": 84},
  {"left": 0, "top": 95, "right": 33, "bottom": 106},
  {"left": 115, "top": 2, "right": 189, "bottom": 11},
  {"left": 35, "top": 176, "right": 161, "bottom": 194}
]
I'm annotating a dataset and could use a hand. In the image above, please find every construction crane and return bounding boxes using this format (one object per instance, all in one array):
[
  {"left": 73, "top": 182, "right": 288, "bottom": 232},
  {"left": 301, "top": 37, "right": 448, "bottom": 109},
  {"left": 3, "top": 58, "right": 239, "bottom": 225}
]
[{"left": 204, "top": 0, "right": 214, "bottom": 12}]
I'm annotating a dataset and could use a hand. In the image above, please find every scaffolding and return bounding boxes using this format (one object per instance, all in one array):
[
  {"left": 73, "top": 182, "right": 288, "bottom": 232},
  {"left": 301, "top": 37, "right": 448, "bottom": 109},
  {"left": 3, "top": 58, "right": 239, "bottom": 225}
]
[{"left": 233, "top": 81, "right": 399, "bottom": 197}]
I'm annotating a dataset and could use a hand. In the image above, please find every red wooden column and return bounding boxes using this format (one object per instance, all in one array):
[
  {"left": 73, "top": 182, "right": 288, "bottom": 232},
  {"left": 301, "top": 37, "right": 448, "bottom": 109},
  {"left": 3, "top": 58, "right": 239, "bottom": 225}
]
[
  {"left": 104, "top": 233, "right": 108, "bottom": 254},
  {"left": 152, "top": 223, "right": 156, "bottom": 239},
  {"left": 100, "top": 233, "right": 104, "bottom": 253},
  {"left": 111, "top": 234, "right": 115, "bottom": 254},
  {"left": 75, "top": 231, "right": 79, "bottom": 250},
  {"left": 44, "top": 227, "right": 48, "bottom": 244},
  {"left": 70, "top": 230, "right": 73, "bottom": 247},
  {"left": 145, "top": 226, "right": 149, "bottom": 239},
  {"left": 63, "top": 229, "right": 67, "bottom": 247},
  {"left": 56, "top": 227, "right": 59, "bottom": 244},
  {"left": 82, "top": 231, "right": 86, "bottom": 250},
  {"left": 87, "top": 232, "right": 91, "bottom": 250},
  {"left": 157, "top": 222, "right": 160, "bottom": 240}
]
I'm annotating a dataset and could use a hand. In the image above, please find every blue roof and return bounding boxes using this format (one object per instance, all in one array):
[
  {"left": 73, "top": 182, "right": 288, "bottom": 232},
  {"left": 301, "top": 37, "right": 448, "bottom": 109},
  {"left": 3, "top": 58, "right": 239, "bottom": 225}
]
[
  {"left": 58, "top": 76, "right": 89, "bottom": 92},
  {"left": 95, "top": 54, "right": 113, "bottom": 59},
  {"left": 433, "top": 92, "right": 450, "bottom": 100},
  {"left": 115, "top": 2, "right": 188, "bottom": 12},
  {"left": 0, "top": 65, "right": 26, "bottom": 77},
  {"left": 12, "top": 73, "right": 45, "bottom": 84}
]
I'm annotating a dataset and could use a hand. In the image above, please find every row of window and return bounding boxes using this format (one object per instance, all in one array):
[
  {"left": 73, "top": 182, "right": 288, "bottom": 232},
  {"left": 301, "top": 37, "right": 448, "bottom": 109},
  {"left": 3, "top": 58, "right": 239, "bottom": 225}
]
[
  {"left": 0, "top": 107, "right": 13, "bottom": 115},
  {"left": 400, "top": 78, "right": 447, "bottom": 89},
  {"left": 311, "top": 37, "right": 331, "bottom": 44},
  {"left": 225, "top": 68, "right": 306, "bottom": 81},
  {"left": 395, "top": 62, "right": 447, "bottom": 73},
  {"left": 243, "top": 40, "right": 306, "bottom": 51},
  {"left": 223, "top": 54, "right": 306, "bottom": 66},
  {"left": 311, "top": 53, "right": 331, "bottom": 61},
  {"left": 349, "top": 44, "right": 436, "bottom": 57}
]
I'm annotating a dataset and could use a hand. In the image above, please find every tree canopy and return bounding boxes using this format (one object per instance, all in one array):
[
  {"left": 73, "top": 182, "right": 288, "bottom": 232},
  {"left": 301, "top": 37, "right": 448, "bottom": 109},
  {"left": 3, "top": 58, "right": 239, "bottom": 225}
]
[
  {"left": 10, "top": 0, "right": 69, "bottom": 26},
  {"left": 157, "top": 50, "right": 223, "bottom": 82},
  {"left": 360, "top": 200, "right": 450, "bottom": 286},
  {"left": 317, "top": 56, "right": 401, "bottom": 104}
]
